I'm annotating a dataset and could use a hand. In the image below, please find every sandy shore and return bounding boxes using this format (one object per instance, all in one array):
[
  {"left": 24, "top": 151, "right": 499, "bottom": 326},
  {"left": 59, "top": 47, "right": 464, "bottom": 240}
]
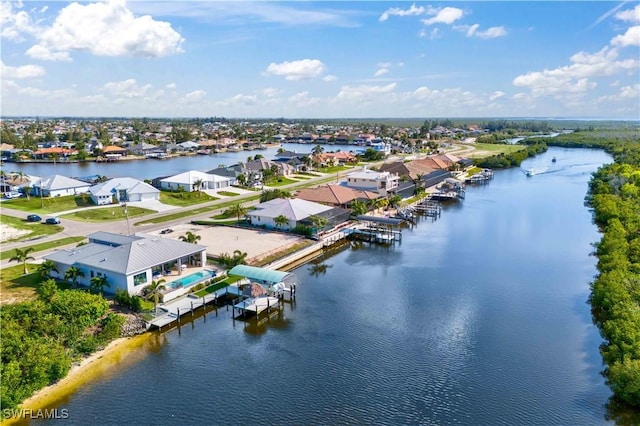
[{"left": 7, "top": 333, "right": 156, "bottom": 424}]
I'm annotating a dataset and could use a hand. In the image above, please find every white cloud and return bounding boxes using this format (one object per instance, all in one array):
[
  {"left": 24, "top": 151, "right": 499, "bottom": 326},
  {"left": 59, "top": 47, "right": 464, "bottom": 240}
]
[
  {"left": 25, "top": 45, "right": 71, "bottom": 62},
  {"left": 611, "top": 25, "right": 640, "bottom": 47},
  {"left": 513, "top": 46, "right": 638, "bottom": 98},
  {"left": 379, "top": 4, "right": 425, "bottom": 22},
  {"left": 103, "top": 79, "right": 152, "bottom": 98},
  {"left": 1, "top": 1, "right": 42, "bottom": 41},
  {"left": 265, "top": 59, "right": 325, "bottom": 80},
  {"left": 422, "top": 7, "right": 464, "bottom": 26},
  {"left": 458, "top": 24, "right": 507, "bottom": 39},
  {"left": 288, "top": 91, "right": 320, "bottom": 107},
  {"left": 615, "top": 4, "right": 640, "bottom": 23},
  {"left": 374, "top": 68, "right": 390, "bottom": 77},
  {"left": 183, "top": 90, "right": 206, "bottom": 102},
  {"left": 598, "top": 84, "right": 640, "bottom": 103},
  {"left": 489, "top": 91, "right": 506, "bottom": 101},
  {"left": 26, "top": 0, "right": 184, "bottom": 61},
  {"left": 262, "top": 87, "right": 280, "bottom": 97},
  {"left": 336, "top": 83, "right": 397, "bottom": 102},
  {"left": 419, "top": 28, "right": 440, "bottom": 39},
  {"left": 166, "top": 83, "right": 177, "bottom": 89},
  {"left": 1, "top": 61, "right": 45, "bottom": 79},
  {"left": 322, "top": 75, "right": 338, "bottom": 82}
]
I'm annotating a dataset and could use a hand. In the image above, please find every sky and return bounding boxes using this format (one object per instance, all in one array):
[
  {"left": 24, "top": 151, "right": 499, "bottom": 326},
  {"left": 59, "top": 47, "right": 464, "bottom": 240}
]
[{"left": 1, "top": 1, "right": 639, "bottom": 119}]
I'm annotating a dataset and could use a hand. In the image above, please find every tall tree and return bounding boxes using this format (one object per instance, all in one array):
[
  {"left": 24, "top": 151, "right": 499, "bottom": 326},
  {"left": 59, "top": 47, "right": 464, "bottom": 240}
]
[
  {"left": 274, "top": 214, "right": 289, "bottom": 230},
  {"left": 63, "top": 266, "right": 85, "bottom": 288},
  {"left": 225, "top": 203, "right": 248, "bottom": 221},
  {"left": 145, "top": 278, "right": 166, "bottom": 315},
  {"left": 37, "top": 260, "right": 58, "bottom": 279},
  {"left": 89, "top": 275, "right": 110, "bottom": 294},
  {"left": 9, "top": 247, "right": 35, "bottom": 274}
]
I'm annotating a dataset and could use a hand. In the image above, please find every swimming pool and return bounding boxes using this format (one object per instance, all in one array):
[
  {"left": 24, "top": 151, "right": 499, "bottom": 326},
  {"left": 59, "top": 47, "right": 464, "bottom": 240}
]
[{"left": 169, "top": 270, "right": 215, "bottom": 289}]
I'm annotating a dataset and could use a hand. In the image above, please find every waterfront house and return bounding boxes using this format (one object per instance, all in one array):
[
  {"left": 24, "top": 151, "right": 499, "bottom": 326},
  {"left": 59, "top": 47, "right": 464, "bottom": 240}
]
[
  {"left": 126, "top": 142, "right": 163, "bottom": 156},
  {"left": 378, "top": 160, "right": 435, "bottom": 181},
  {"left": 44, "top": 231, "right": 207, "bottom": 296},
  {"left": 343, "top": 167, "right": 399, "bottom": 197},
  {"left": 295, "top": 184, "right": 379, "bottom": 208},
  {"left": 89, "top": 177, "right": 160, "bottom": 205},
  {"left": 159, "top": 170, "right": 232, "bottom": 192},
  {"left": 32, "top": 147, "right": 78, "bottom": 160},
  {"left": 101, "top": 145, "right": 128, "bottom": 158},
  {"left": 248, "top": 198, "right": 333, "bottom": 230},
  {"left": 32, "top": 174, "right": 91, "bottom": 197},
  {"left": 243, "top": 158, "right": 295, "bottom": 177}
]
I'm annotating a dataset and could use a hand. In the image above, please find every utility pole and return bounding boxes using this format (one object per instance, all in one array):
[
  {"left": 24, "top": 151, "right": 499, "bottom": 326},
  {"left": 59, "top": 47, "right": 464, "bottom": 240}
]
[{"left": 122, "top": 202, "right": 131, "bottom": 235}]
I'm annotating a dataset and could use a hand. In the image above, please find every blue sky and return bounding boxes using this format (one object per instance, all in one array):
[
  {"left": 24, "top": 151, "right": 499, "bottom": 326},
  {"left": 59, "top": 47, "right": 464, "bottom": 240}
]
[{"left": 1, "top": 1, "right": 639, "bottom": 119}]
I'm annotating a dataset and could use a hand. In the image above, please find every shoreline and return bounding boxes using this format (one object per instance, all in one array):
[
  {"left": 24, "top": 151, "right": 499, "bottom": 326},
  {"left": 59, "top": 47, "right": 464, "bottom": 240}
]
[{"left": 6, "top": 333, "right": 154, "bottom": 424}]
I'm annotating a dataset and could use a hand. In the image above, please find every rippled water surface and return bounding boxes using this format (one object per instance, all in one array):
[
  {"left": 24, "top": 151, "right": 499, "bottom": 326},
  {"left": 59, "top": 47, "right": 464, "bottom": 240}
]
[{"left": 41, "top": 148, "right": 616, "bottom": 425}]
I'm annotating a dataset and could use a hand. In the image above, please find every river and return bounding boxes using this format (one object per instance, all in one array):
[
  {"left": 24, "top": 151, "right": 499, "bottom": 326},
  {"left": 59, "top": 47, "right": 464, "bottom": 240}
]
[
  {"left": 3, "top": 143, "right": 360, "bottom": 181},
  {"left": 36, "top": 147, "right": 622, "bottom": 425}
]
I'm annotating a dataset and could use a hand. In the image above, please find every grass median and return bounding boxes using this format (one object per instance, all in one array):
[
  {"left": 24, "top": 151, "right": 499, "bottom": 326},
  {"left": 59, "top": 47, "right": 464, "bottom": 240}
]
[{"left": 1, "top": 236, "right": 86, "bottom": 261}]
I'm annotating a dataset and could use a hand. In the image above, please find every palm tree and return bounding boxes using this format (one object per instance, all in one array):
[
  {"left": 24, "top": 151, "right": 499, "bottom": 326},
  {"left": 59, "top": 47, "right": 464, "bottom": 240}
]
[
  {"left": 389, "top": 195, "right": 403, "bottom": 208},
  {"left": 145, "top": 278, "right": 166, "bottom": 314},
  {"left": 89, "top": 275, "right": 109, "bottom": 294},
  {"left": 312, "top": 144, "right": 324, "bottom": 155},
  {"left": 274, "top": 214, "right": 289, "bottom": 230},
  {"left": 180, "top": 231, "right": 201, "bottom": 244},
  {"left": 308, "top": 215, "right": 329, "bottom": 233},
  {"left": 192, "top": 178, "right": 204, "bottom": 193},
  {"left": 225, "top": 203, "right": 248, "bottom": 221},
  {"left": 37, "top": 260, "right": 58, "bottom": 279},
  {"left": 236, "top": 174, "right": 247, "bottom": 187},
  {"left": 63, "top": 266, "right": 85, "bottom": 288},
  {"left": 350, "top": 200, "right": 368, "bottom": 217},
  {"left": 10, "top": 247, "right": 35, "bottom": 274},
  {"left": 231, "top": 250, "right": 247, "bottom": 266}
]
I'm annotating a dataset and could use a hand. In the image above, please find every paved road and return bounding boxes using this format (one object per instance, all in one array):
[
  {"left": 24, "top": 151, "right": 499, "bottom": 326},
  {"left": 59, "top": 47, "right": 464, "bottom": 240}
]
[{"left": 0, "top": 148, "right": 465, "bottom": 268}]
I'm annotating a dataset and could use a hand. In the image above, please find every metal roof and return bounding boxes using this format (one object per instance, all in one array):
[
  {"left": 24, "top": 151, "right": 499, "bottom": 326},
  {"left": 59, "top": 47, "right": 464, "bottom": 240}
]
[
  {"left": 228, "top": 265, "right": 290, "bottom": 284},
  {"left": 356, "top": 215, "right": 405, "bottom": 225}
]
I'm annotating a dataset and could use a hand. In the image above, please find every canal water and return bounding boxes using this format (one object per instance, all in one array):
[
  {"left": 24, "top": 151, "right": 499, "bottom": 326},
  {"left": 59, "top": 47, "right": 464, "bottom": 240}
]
[
  {"left": 38, "top": 147, "right": 620, "bottom": 425},
  {"left": 4, "top": 143, "right": 360, "bottom": 181}
]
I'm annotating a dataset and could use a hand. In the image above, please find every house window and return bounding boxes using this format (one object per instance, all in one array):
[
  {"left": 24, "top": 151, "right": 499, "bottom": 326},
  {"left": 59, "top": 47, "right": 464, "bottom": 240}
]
[
  {"left": 91, "top": 271, "right": 95, "bottom": 278},
  {"left": 134, "top": 272, "right": 148, "bottom": 286}
]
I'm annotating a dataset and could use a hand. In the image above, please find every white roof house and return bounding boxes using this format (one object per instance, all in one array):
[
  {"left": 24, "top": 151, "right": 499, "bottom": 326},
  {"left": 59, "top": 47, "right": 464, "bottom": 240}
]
[
  {"left": 33, "top": 174, "right": 91, "bottom": 197},
  {"left": 159, "top": 170, "right": 232, "bottom": 192},
  {"left": 248, "top": 198, "right": 332, "bottom": 230},
  {"left": 344, "top": 167, "right": 399, "bottom": 197},
  {"left": 89, "top": 177, "right": 160, "bottom": 205},
  {"left": 44, "top": 232, "right": 207, "bottom": 296}
]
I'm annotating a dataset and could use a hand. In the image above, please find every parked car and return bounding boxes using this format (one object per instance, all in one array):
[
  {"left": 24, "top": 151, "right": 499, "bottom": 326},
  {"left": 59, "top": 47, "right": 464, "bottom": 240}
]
[
  {"left": 160, "top": 228, "right": 173, "bottom": 234},
  {"left": 3, "top": 191, "right": 21, "bottom": 199},
  {"left": 26, "top": 214, "right": 42, "bottom": 222},
  {"left": 45, "top": 217, "right": 61, "bottom": 225}
]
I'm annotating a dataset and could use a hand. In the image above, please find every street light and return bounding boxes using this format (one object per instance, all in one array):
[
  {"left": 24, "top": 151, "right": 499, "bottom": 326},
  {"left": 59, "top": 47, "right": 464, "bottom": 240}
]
[{"left": 122, "top": 202, "right": 131, "bottom": 236}]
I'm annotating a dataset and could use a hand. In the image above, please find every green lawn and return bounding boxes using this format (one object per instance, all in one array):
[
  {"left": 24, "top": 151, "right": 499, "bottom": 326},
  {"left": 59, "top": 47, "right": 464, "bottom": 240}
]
[
  {"left": 62, "top": 206, "right": 155, "bottom": 222},
  {"left": 134, "top": 195, "right": 262, "bottom": 225},
  {"left": 159, "top": 191, "right": 218, "bottom": 206},
  {"left": 265, "top": 177, "right": 298, "bottom": 187},
  {"left": 2, "top": 194, "right": 95, "bottom": 214},
  {"left": 0, "top": 264, "right": 70, "bottom": 304},
  {"left": 216, "top": 191, "right": 240, "bottom": 197},
  {"left": 317, "top": 165, "right": 354, "bottom": 173},
  {"left": 0, "top": 214, "right": 64, "bottom": 242},
  {"left": 1, "top": 236, "right": 86, "bottom": 260},
  {"left": 472, "top": 143, "right": 527, "bottom": 154}
]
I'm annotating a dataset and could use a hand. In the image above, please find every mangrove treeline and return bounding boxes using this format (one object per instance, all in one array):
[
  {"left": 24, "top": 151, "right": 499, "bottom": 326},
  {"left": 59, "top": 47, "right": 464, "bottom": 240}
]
[
  {"left": 537, "top": 127, "right": 640, "bottom": 407},
  {"left": 0, "top": 284, "right": 124, "bottom": 413}
]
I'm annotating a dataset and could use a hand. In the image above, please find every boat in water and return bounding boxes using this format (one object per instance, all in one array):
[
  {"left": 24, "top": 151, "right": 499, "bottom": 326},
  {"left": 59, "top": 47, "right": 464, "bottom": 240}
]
[{"left": 552, "top": 157, "right": 557, "bottom": 163}]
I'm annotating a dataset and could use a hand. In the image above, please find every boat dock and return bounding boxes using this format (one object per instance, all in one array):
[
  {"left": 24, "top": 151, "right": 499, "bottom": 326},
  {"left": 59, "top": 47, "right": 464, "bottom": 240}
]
[
  {"left": 149, "top": 285, "right": 243, "bottom": 330},
  {"left": 232, "top": 296, "right": 282, "bottom": 318},
  {"left": 465, "top": 168, "right": 494, "bottom": 184}
]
